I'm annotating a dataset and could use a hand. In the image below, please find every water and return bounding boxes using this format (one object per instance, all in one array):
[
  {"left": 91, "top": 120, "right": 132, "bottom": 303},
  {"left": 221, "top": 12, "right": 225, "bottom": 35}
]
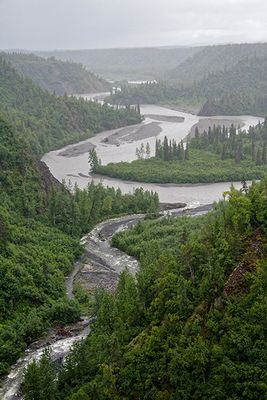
[
  {"left": 0, "top": 215, "right": 143, "bottom": 399},
  {"left": 42, "top": 99, "right": 263, "bottom": 205},
  {"left": 0, "top": 320, "right": 90, "bottom": 400}
]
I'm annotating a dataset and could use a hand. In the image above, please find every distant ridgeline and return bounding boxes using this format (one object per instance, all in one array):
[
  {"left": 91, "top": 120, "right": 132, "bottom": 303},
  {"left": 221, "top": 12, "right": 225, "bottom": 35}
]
[
  {"left": 35, "top": 46, "right": 201, "bottom": 81},
  {"left": 108, "top": 43, "right": 267, "bottom": 116},
  {"left": 0, "top": 56, "right": 142, "bottom": 154},
  {"left": 1, "top": 52, "right": 110, "bottom": 95}
]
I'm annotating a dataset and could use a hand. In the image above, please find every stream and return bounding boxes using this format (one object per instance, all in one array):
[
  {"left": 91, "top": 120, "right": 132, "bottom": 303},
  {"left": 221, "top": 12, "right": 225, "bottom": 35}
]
[
  {"left": 1, "top": 96, "right": 263, "bottom": 398},
  {"left": 0, "top": 205, "right": 211, "bottom": 399}
]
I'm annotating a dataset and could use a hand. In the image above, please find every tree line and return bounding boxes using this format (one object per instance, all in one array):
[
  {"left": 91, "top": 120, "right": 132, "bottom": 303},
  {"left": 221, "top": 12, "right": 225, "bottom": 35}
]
[
  {"left": 23, "top": 179, "right": 267, "bottom": 399},
  {"left": 155, "top": 136, "right": 189, "bottom": 161},
  {"left": 191, "top": 119, "right": 267, "bottom": 165}
]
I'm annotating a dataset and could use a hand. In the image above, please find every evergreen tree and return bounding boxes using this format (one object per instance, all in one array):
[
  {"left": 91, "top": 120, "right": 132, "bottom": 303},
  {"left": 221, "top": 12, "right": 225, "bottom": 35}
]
[
  {"left": 262, "top": 142, "right": 267, "bottom": 164},
  {"left": 88, "top": 148, "right": 99, "bottom": 172},
  {"left": 185, "top": 142, "right": 189, "bottom": 160},
  {"left": 256, "top": 148, "right": 262, "bottom": 165},
  {"left": 163, "top": 136, "right": 169, "bottom": 161}
]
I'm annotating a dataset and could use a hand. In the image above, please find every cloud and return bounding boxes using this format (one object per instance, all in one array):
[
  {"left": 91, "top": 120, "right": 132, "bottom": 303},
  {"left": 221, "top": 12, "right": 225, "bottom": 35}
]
[{"left": 0, "top": 0, "right": 266, "bottom": 49}]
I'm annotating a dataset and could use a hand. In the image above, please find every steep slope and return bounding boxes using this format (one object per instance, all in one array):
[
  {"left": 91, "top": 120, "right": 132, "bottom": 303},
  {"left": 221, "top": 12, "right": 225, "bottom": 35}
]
[
  {"left": 2, "top": 52, "right": 110, "bottom": 95},
  {"left": 166, "top": 42, "right": 267, "bottom": 86},
  {"left": 0, "top": 116, "right": 81, "bottom": 375},
  {"left": 190, "top": 56, "right": 267, "bottom": 115},
  {"left": 23, "top": 181, "right": 267, "bottom": 400},
  {"left": 0, "top": 57, "right": 142, "bottom": 154},
  {"left": 109, "top": 52, "right": 267, "bottom": 115}
]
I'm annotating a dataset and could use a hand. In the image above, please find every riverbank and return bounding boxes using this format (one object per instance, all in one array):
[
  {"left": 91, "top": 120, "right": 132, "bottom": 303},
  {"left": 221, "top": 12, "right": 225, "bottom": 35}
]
[
  {"left": 42, "top": 103, "right": 263, "bottom": 204},
  {"left": 94, "top": 148, "right": 267, "bottom": 185},
  {"left": 0, "top": 203, "right": 214, "bottom": 399}
]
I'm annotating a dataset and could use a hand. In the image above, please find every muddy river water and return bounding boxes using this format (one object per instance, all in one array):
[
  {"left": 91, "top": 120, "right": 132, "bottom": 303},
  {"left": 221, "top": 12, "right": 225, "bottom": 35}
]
[
  {"left": 1, "top": 97, "right": 263, "bottom": 398},
  {"left": 42, "top": 97, "right": 263, "bottom": 206}
]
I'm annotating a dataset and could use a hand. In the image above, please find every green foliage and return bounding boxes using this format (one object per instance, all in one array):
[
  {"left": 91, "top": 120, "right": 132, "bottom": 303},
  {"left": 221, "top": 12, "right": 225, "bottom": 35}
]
[
  {"left": 0, "top": 56, "right": 142, "bottom": 155},
  {"left": 109, "top": 44, "right": 267, "bottom": 116},
  {"left": 88, "top": 148, "right": 99, "bottom": 172},
  {"left": 23, "top": 349, "right": 57, "bottom": 400},
  {"left": 27, "top": 181, "right": 267, "bottom": 399},
  {"left": 1, "top": 52, "right": 110, "bottom": 95},
  {"left": 0, "top": 115, "right": 159, "bottom": 375},
  {"left": 96, "top": 121, "right": 267, "bottom": 184},
  {"left": 49, "top": 183, "right": 159, "bottom": 237}
]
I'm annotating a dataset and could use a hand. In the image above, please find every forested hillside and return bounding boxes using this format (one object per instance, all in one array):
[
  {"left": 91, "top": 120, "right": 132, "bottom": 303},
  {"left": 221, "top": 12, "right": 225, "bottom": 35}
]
[
  {"left": 23, "top": 179, "right": 267, "bottom": 399},
  {"left": 0, "top": 57, "right": 142, "bottom": 154},
  {"left": 36, "top": 46, "right": 200, "bottom": 81},
  {"left": 1, "top": 52, "right": 110, "bottom": 95},
  {"left": 108, "top": 43, "right": 267, "bottom": 116},
  {"left": 0, "top": 56, "right": 159, "bottom": 376},
  {"left": 166, "top": 42, "right": 267, "bottom": 86},
  {"left": 0, "top": 114, "right": 159, "bottom": 375}
]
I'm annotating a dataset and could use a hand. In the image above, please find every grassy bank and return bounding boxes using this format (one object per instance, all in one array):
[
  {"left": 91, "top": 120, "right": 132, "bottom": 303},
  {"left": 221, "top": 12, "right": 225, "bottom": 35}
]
[{"left": 96, "top": 148, "right": 267, "bottom": 184}]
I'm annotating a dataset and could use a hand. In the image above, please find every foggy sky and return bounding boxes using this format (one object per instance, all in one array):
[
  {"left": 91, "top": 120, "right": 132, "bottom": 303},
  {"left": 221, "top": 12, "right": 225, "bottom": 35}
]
[{"left": 1, "top": 0, "right": 267, "bottom": 50}]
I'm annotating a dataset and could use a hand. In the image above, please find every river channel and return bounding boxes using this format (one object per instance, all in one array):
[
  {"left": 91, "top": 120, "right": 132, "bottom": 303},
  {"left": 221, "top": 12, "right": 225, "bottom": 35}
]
[{"left": 42, "top": 97, "right": 263, "bottom": 206}]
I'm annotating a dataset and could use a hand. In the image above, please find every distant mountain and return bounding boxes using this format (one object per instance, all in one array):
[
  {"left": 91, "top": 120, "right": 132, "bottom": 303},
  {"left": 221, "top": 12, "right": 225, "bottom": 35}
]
[
  {"left": 1, "top": 52, "right": 110, "bottom": 95},
  {"left": 166, "top": 42, "right": 267, "bottom": 87},
  {"left": 35, "top": 46, "right": 201, "bottom": 81}
]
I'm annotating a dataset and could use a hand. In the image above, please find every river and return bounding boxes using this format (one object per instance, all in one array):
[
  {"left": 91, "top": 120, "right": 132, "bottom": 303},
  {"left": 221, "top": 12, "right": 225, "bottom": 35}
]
[
  {"left": 1, "top": 99, "right": 263, "bottom": 398},
  {"left": 0, "top": 214, "right": 144, "bottom": 399},
  {"left": 42, "top": 98, "right": 263, "bottom": 206}
]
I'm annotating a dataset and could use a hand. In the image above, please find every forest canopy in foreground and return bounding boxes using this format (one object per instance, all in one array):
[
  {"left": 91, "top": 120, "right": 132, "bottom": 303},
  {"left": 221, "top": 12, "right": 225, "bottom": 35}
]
[
  {"left": 0, "top": 108, "right": 158, "bottom": 375},
  {"left": 24, "top": 179, "right": 267, "bottom": 400}
]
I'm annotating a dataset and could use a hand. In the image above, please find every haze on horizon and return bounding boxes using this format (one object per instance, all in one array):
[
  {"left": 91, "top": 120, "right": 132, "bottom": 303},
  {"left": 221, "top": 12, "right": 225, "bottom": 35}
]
[{"left": 1, "top": 0, "right": 267, "bottom": 51}]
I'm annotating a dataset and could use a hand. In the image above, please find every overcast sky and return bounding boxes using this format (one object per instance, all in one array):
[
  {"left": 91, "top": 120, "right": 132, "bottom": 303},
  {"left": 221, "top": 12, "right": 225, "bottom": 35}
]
[{"left": 1, "top": 0, "right": 267, "bottom": 50}]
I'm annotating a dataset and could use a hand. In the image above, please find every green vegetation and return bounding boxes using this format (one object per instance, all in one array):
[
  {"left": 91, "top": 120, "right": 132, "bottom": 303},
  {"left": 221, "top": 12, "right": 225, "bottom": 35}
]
[
  {"left": 166, "top": 42, "right": 267, "bottom": 86},
  {"left": 109, "top": 43, "right": 267, "bottom": 116},
  {"left": 0, "top": 56, "right": 142, "bottom": 155},
  {"left": 24, "top": 180, "right": 267, "bottom": 399},
  {"left": 155, "top": 136, "right": 189, "bottom": 161},
  {"left": 0, "top": 58, "right": 155, "bottom": 377},
  {"left": 2, "top": 52, "right": 110, "bottom": 95},
  {"left": 95, "top": 120, "right": 267, "bottom": 184},
  {"left": 36, "top": 46, "right": 200, "bottom": 81}
]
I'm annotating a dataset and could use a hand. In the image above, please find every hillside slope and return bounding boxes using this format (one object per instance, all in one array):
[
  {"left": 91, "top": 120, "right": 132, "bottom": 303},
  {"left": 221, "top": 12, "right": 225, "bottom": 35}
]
[
  {"left": 2, "top": 52, "right": 109, "bottom": 95},
  {"left": 109, "top": 50, "right": 267, "bottom": 116},
  {"left": 23, "top": 180, "right": 267, "bottom": 399},
  {"left": 0, "top": 56, "right": 142, "bottom": 154},
  {"left": 166, "top": 42, "right": 267, "bottom": 86}
]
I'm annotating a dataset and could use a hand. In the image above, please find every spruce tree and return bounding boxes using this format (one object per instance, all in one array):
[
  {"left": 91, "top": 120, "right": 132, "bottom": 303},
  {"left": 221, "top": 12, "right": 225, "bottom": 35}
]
[
  {"left": 256, "top": 148, "right": 262, "bottom": 165},
  {"left": 262, "top": 142, "right": 267, "bottom": 164}
]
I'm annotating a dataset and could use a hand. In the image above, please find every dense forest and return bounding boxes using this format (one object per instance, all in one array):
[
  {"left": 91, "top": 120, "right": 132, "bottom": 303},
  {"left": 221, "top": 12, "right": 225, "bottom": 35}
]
[
  {"left": 0, "top": 57, "right": 159, "bottom": 376},
  {"left": 1, "top": 52, "right": 110, "bottom": 95},
  {"left": 108, "top": 43, "right": 267, "bottom": 116},
  {"left": 0, "top": 57, "right": 142, "bottom": 155},
  {"left": 0, "top": 115, "right": 159, "bottom": 375},
  {"left": 94, "top": 120, "right": 267, "bottom": 184},
  {"left": 23, "top": 178, "right": 267, "bottom": 399},
  {"left": 166, "top": 42, "right": 267, "bottom": 86}
]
